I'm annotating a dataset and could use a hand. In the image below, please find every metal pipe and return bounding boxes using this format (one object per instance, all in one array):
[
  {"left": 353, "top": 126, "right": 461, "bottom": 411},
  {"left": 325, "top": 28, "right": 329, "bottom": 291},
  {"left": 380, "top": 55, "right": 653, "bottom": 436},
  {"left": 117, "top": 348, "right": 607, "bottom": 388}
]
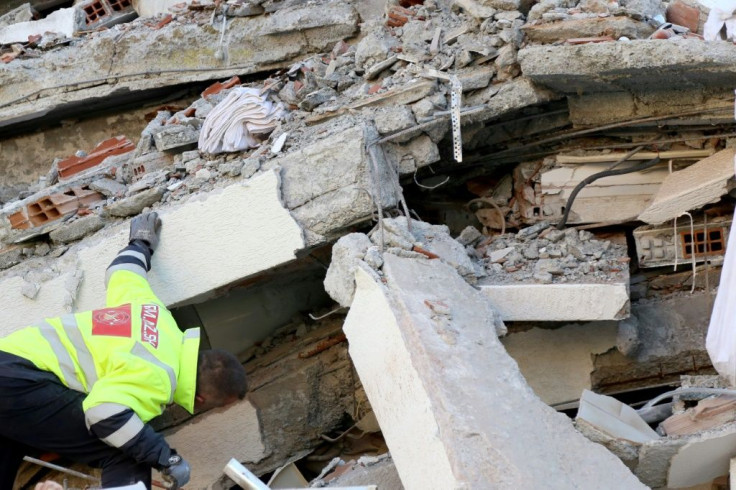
[{"left": 22, "top": 456, "right": 99, "bottom": 482}]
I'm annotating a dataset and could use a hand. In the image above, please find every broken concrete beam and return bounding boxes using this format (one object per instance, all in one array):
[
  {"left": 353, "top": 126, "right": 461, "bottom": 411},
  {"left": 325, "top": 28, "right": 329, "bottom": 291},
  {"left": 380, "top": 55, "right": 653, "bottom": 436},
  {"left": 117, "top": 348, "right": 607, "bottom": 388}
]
[
  {"left": 480, "top": 284, "right": 629, "bottom": 321},
  {"left": 0, "top": 2, "right": 359, "bottom": 130},
  {"left": 161, "top": 401, "right": 266, "bottom": 490},
  {"left": 265, "top": 122, "right": 398, "bottom": 241},
  {"left": 0, "top": 7, "right": 80, "bottom": 45},
  {"left": 567, "top": 89, "right": 733, "bottom": 126},
  {"left": 521, "top": 17, "right": 655, "bottom": 44},
  {"left": 519, "top": 39, "right": 736, "bottom": 94},
  {"left": 0, "top": 170, "right": 305, "bottom": 335},
  {"left": 638, "top": 148, "right": 735, "bottom": 225},
  {"left": 344, "top": 253, "right": 646, "bottom": 489}
]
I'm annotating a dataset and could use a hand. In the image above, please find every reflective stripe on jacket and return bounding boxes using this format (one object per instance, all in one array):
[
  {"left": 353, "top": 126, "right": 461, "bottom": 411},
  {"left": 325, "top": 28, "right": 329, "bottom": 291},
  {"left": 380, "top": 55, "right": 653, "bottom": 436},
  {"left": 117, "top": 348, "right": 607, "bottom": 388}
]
[{"left": 0, "top": 241, "right": 199, "bottom": 466}]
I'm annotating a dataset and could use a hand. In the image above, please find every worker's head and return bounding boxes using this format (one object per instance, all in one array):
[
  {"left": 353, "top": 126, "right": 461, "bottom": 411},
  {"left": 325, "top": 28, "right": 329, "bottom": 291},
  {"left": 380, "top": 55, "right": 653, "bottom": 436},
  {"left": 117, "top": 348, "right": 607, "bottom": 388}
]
[{"left": 194, "top": 348, "right": 248, "bottom": 412}]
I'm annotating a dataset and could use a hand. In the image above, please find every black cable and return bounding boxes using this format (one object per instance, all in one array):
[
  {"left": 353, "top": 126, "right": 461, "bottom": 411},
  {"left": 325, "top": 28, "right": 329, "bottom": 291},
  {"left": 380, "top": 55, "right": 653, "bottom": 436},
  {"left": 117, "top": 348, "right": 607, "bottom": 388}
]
[{"left": 556, "top": 157, "right": 661, "bottom": 230}]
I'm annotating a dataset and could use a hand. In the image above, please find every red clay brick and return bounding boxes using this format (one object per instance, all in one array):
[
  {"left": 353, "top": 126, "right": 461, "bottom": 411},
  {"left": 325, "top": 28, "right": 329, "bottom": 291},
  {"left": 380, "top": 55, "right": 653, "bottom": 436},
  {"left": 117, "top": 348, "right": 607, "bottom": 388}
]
[
  {"left": 9, "top": 187, "right": 105, "bottom": 230},
  {"left": 666, "top": 1, "right": 700, "bottom": 33},
  {"left": 57, "top": 136, "right": 134, "bottom": 180},
  {"left": 201, "top": 76, "right": 241, "bottom": 98}
]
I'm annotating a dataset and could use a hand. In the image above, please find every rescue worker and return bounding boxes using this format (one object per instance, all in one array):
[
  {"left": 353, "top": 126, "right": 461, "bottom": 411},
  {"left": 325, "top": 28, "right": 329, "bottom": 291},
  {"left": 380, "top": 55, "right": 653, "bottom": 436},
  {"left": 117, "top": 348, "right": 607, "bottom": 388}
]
[{"left": 0, "top": 212, "right": 248, "bottom": 489}]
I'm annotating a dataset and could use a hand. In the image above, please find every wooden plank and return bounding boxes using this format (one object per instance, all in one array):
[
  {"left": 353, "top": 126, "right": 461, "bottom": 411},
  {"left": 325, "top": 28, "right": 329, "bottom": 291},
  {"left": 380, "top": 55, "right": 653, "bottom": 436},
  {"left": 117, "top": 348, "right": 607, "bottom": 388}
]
[
  {"left": 556, "top": 149, "right": 714, "bottom": 164},
  {"left": 662, "top": 396, "right": 736, "bottom": 436}
]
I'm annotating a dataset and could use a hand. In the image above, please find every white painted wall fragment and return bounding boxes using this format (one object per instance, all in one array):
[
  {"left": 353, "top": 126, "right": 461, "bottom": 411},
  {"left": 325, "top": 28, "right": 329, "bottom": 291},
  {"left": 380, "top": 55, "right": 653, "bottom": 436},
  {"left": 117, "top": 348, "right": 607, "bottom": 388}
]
[
  {"left": 541, "top": 163, "right": 669, "bottom": 223},
  {"left": 162, "top": 401, "right": 266, "bottom": 489},
  {"left": 344, "top": 254, "right": 646, "bottom": 489},
  {"left": 481, "top": 283, "right": 630, "bottom": 321},
  {"left": 132, "top": 0, "right": 187, "bottom": 17},
  {"left": 0, "top": 8, "right": 79, "bottom": 45},
  {"left": 0, "top": 170, "right": 305, "bottom": 334}
]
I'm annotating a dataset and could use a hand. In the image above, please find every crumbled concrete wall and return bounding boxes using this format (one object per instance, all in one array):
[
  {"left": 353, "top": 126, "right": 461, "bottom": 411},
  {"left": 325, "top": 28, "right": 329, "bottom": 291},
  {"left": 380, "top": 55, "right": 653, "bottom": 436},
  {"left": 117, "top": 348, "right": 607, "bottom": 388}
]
[{"left": 344, "top": 253, "right": 646, "bottom": 489}]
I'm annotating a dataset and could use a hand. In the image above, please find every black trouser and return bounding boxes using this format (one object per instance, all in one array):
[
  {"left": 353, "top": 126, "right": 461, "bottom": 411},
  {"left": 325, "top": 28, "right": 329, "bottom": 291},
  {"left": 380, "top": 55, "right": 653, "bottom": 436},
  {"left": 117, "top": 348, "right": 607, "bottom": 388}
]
[{"left": 0, "top": 352, "right": 151, "bottom": 489}]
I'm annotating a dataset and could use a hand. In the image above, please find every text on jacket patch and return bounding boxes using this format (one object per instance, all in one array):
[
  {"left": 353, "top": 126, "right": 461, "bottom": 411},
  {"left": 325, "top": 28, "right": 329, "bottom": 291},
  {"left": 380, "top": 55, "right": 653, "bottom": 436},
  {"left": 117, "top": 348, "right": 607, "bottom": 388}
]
[{"left": 141, "top": 304, "right": 160, "bottom": 348}]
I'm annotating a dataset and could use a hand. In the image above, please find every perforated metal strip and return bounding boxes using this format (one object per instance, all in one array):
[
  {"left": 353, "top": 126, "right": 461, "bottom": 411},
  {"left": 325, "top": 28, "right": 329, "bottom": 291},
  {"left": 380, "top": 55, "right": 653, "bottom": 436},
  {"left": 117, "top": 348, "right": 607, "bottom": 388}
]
[{"left": 449, "top": 75, "right": 463, "bottom": 163}]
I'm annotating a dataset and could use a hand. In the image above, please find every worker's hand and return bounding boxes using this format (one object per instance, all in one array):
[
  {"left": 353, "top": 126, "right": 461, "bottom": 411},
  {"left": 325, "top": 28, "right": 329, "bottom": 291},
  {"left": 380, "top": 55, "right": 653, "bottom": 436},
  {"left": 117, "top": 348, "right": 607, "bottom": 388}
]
[
  {"left": 160, "top": 453, "right": 190, "bottom": 489},
  {"left": 129, "top": 212, "right": 162, "bottom": 252}
]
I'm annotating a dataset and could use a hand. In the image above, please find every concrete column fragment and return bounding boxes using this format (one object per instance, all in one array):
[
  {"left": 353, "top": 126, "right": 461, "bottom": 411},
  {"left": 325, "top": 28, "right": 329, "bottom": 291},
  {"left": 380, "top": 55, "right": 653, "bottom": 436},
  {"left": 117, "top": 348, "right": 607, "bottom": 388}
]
[{"left": 344, "top": 254, "right": 646, "bottom": 489}]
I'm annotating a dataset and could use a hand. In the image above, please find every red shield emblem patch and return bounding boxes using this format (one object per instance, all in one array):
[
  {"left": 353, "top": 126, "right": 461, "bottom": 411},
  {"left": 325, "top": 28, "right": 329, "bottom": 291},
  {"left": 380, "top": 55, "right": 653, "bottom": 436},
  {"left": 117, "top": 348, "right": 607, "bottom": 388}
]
[{"left": 92, "top": 304, "right": 132, "bottom": 337}]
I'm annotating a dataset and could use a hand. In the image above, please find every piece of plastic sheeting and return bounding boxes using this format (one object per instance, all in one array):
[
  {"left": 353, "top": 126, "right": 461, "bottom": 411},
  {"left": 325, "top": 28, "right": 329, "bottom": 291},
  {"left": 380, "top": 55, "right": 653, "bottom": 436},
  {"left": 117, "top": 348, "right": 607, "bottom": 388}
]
[{"left": 706, "top": 157, "right": 736, "bottom": 385}]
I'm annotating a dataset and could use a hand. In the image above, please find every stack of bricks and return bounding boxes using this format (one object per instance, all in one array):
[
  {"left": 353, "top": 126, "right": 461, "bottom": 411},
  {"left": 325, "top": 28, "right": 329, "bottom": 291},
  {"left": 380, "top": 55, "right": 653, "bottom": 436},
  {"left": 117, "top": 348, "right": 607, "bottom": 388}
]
[{"left": 8, "top": 187, "right": 104, "bottom": 230}]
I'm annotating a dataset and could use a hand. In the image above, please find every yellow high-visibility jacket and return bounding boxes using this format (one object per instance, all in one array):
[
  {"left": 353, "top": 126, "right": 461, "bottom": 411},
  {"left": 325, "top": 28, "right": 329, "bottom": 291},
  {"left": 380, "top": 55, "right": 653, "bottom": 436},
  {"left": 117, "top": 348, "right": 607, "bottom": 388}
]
[{"left": 0, "top": 241, "right": 198, "bottom": 467}]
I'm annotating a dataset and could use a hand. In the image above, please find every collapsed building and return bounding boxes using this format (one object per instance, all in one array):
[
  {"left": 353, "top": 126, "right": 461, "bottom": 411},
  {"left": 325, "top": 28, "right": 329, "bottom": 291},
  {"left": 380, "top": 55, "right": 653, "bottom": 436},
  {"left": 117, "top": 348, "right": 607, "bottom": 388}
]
[{"left": 2, "top": 0, "right": 736, "bottom": 488}]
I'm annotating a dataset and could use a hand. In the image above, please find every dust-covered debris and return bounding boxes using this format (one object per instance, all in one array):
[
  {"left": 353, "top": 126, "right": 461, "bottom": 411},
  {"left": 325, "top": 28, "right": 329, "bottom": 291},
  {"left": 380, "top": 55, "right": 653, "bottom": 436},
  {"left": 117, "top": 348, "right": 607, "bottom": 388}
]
[{"left": 470, "top": 222, "right": 629, "bottom": 284}]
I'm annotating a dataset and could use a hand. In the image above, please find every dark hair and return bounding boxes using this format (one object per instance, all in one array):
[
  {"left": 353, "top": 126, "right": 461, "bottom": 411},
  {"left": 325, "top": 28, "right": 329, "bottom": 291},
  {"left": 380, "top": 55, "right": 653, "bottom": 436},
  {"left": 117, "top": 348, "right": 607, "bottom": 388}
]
[{"left": 196, "top": 349, "right": 248, "bottom": 405}]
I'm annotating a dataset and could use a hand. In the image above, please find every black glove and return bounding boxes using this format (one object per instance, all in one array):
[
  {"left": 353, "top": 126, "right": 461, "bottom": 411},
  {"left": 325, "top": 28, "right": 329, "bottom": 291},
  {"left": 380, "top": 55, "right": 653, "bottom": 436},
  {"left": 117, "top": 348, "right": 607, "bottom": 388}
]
[
  {"left": 129, "top": 212, "right": 162, "bottom": 252},
  {"left": 160, "top": 453, "right": 190, "bottom": 489}
]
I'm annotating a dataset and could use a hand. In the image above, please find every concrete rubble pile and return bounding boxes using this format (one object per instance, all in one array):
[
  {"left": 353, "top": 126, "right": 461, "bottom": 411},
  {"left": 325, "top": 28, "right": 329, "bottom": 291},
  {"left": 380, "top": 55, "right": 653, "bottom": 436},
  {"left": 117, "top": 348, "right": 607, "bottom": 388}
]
[
  {"left": 3, "top": 0, "right": 736, "bottom": 487},
  {"left": 465, "top": 221, "right": 629, "bottom": 284}
]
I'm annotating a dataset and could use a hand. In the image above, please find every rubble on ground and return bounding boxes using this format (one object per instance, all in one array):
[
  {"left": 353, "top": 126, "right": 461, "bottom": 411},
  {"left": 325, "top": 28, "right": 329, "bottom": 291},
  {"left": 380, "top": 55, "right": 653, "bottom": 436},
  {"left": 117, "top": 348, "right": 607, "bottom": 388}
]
[{"left": 3, "top": 0, "right": 736, "bottom": 487}]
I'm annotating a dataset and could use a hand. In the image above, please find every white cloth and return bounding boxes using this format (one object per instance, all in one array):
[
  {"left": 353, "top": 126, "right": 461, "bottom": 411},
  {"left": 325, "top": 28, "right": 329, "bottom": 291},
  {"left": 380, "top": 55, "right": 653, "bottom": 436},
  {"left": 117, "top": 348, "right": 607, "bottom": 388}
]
[
  {"left": 705, "top": 157, "right": 736, "bottom": 385},
  {"left": 699, "top": 0, "right": 736, "bottom": 39},
  {"left": 198, "top": 87, "right": 284, "bottom": 154}
]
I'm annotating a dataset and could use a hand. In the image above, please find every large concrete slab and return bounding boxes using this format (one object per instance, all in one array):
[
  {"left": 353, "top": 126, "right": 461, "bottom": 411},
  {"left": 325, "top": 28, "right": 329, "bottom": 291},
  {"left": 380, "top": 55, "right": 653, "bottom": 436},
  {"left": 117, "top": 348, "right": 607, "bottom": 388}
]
[
  {"left": 0, "top": 170, "right": 305, "bottom": 336},
  {"left": 480, "top": 283, "right": 630, "bottom": 321},
  {"left": 344, "top": 254, "right": 646, "bottom": 489},
  {"left": 0, "top": 2, "right": 358, "bottom": 129},
  {"left": 161, "top": 401, "right": 266, "bottom": 489},
  {"left": 519, "top": 39, "right": 736, "bottom": 94}
]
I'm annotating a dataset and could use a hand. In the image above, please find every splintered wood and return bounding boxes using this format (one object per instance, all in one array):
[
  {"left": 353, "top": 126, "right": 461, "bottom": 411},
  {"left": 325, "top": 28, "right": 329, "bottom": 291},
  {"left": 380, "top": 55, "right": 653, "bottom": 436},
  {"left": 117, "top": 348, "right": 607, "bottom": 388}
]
[{"left": 661, "top": 396, "right": 736, "bottom": 436}]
